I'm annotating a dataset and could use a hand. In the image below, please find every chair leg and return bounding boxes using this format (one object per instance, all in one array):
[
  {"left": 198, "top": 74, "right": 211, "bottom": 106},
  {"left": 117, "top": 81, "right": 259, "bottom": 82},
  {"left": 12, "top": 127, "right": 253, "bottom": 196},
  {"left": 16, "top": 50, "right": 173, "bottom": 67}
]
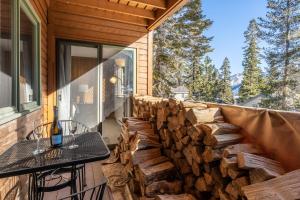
[{"left": 83, "top": 164, "right": 87, "bottom": 187}]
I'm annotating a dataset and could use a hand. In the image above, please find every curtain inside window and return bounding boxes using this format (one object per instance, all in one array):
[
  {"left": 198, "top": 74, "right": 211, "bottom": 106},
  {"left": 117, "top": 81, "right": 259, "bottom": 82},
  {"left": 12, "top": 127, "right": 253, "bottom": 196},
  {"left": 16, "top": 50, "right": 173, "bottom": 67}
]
[{"left": 58, "top": 44, "right": 71, "bottom": 120}]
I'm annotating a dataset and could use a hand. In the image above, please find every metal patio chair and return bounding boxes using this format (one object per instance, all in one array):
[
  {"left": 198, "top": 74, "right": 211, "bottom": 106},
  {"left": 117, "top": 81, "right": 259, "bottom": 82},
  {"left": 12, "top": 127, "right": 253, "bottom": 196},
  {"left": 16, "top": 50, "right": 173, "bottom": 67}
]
[
  {"left": 26, "top": 120, "right": 89, "bottom": 200},
  {"left": 59, "top": 177, "right": 107, "bottom": 200}
]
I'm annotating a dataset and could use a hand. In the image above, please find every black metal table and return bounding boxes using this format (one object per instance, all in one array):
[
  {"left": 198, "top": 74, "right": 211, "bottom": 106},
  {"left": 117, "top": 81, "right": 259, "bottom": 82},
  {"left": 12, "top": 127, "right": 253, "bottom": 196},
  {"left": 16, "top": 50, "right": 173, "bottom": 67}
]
[{"left": 0, "top": 132, "right": 110, "bottom": 178}]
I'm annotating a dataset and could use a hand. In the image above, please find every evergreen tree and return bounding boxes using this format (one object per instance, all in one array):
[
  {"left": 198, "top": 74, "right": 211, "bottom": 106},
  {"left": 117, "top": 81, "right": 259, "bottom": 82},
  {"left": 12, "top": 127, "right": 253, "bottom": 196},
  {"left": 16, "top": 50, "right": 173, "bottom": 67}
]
[
  {"left": 174, "top": 0, "right": 213, "bottom": 97},
  {"left": 194, "top": 56, "right": 220, "bottom": 101},
  {"left": 238, "top": 19, "right": 264, "bottom": 102},
  {"left": 153, "top": 17, "right": 181, "bottom": 97},
  {"left": 259, "top": 0, "right": 300, "bottom": 110},
  {"left": 260, "top": 53, "right": 283, "bottom": 108},
  {"left": 219, "top": 57, "right": 234, "bottom": 104}
]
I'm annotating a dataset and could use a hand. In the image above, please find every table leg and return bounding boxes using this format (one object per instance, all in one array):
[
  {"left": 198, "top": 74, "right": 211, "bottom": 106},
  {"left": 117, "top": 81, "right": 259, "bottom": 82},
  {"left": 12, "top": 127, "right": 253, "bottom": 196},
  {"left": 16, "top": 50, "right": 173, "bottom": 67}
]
[{"left": 71, "top": 165, "right": 79, "bottom": 200}]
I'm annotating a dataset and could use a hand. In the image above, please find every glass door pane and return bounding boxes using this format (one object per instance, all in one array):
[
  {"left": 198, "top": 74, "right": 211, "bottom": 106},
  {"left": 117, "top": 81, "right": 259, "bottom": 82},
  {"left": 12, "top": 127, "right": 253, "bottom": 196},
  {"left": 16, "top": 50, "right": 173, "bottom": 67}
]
[
  {"left": 57, "top": 42, "right": 99, "bottom": 130},
  {"left": 101, "top": 45, "right": 135, "bottom": 145}
]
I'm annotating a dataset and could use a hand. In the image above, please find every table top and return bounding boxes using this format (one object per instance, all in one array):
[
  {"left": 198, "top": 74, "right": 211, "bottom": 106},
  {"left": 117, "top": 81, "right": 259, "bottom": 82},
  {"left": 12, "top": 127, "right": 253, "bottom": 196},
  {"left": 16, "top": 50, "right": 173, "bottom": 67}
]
[{"left": 0, "top": 132, "right": 110, "bottom": 178}]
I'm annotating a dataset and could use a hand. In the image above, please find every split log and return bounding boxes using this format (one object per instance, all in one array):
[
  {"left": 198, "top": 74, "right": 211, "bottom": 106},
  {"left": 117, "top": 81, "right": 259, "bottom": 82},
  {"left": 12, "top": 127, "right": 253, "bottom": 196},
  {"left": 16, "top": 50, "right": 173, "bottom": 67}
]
[
  {"left": 191, "top": 160, "right": 200, "bottom": 176},
  {"left": 232, "top": 176, "right": 249, "bottom": 195},
  {"left": 155, "top": 194, "right": 196, "bottom": 200},
  {"left": 204, "top": 133, "right": 244, "bottom": 148},
  {"left": 218, "top": 189, "right": 231, "bottom": 200},
  {"left": 185, "top": 108, "right": 223, "bottom": 124},
  {"left": 225, "top": 182, "right": 239, "bottom": 199},
  {"left": 228, "top": 167, "right": 247, "bottom": 179},
  {"left": 201, "top": 123, "right": 240, "bottom": 135},
  {"left": 190, "top": 145, "right": 202, "bottom": 164},
  {"left": 138, "top": 156, "right": 170, "bottom": 169},
  {"left": 195, "top": 177, "right": 212, "bottom": 192},
  {"left": 242, "top": 169, "right": 300, "bottom": 200},
  {"left": 220, "top": 157, "right": 238, "bottom": 177},
  {"left": 187, "top": 125, "right": 205, "bottom": 143},
  {"left": 223, "top": 143, "right": 263, "bottom": 158},
  {"left": 130, "top": 134, "right": 161, "bottom": 152},
  {"left": 177, "top": 159, "right": 192, "bottom": 174},
  {"left": 237, "top": 152, "right": 285, "bottom": 177},
  {"left": 183, "top": 147, "right": 193, "bottom": 166},
  {"left": 131, "top": 148, "right": 161, "bottom": 165},
  {"left": 204, "top": 172, "right": 214, "bottom": 186},
  {"left": 249, "top": 168, "right": 279, "bottom": 184},
  {"left": 143, "top": 180, "right": 182, "bottom": 197},
  {"left": 139, "top": 161, "right": 176, "bottom": 185},
  {"left": 202, "top": 147, "right": 223, "bottom": 163}
]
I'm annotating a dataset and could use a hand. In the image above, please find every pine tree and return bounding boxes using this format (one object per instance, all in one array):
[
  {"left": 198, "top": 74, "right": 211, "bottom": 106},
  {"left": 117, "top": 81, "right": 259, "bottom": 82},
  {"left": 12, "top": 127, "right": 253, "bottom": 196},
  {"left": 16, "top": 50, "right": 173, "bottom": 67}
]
[
  {"left": 194, "top": 56, "right": 219, "bottom": 101},
  {"left": 238, "top": 19, "right": 264, "bottom": 102},
  {"left": 175, "top": 0, "right": 213, "bottom": 97},
  {"left": 219, "top": 57, "right": 234, "bottom": 104},
  {"left": 153, "top": 17, "right": 181, "bottom": 97},
  {"left": 260, "top": 53, "right": 283, "bottom": 108},
  {"left": 259, "top": 0, "right": 300, "bottom": 110}
]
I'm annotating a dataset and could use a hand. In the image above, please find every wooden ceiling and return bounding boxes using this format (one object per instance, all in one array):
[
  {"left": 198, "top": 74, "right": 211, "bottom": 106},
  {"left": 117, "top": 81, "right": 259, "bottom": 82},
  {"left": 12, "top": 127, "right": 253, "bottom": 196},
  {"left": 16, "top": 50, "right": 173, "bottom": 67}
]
[{"left": 50, "top": 0, "right": 188, "bottom": 30}]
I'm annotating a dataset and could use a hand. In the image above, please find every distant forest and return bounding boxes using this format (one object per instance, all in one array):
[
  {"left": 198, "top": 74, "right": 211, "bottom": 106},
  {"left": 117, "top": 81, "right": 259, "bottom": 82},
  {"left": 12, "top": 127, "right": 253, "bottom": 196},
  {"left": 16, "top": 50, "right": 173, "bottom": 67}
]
[{"left": 153, "top": 0, "right": 300, "bottom": 111}]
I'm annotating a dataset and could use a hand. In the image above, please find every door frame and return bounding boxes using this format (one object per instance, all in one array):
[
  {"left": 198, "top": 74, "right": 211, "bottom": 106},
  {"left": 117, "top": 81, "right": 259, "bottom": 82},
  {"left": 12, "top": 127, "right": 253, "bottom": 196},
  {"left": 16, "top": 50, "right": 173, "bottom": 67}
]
[{"left": 55, "top": 39, "right": 137, "bottom": 125}]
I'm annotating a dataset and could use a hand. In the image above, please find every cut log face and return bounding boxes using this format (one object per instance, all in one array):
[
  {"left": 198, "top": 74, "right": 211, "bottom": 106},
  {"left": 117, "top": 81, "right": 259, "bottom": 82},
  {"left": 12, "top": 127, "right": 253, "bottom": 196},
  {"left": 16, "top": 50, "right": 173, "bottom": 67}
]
[
  {"left": 242, "top": 169, "right": 300, "bottom": 200},
  {"left": 187, "top": 125, "right": 205, "bottom": 143},
  {"left": 195, "top": 177, "right": 212, "bottom": 192},
  {"left": 237, "top": 152, "right": 285, "bottom": 177},
  {"left": 185, "top": 108, "right": 224, "bottom": 125},
  {"left": 204, "top": 133, "right": 244, "bottom": 148},
  {"left": 202, "top": 146, "right": 223, "bottom": 163},
  {"left": 201, "top": 123, "right": 240, "bottom": 135},
  {"left": 223, "top": 143, "right": 263, "bottom": 158},
  {"left": 143, "top": 180, "right": 182, "bottom": 197},
  {"left": 155, "top": 194, "right": 197, "bottom": 200}
]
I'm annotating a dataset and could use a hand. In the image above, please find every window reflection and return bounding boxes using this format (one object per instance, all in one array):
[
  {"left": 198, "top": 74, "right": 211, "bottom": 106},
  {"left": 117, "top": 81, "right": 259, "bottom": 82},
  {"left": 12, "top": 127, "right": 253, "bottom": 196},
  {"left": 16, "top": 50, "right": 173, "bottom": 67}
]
[{"left": 0, "top": 0, "right": 13, "bottom": 109}]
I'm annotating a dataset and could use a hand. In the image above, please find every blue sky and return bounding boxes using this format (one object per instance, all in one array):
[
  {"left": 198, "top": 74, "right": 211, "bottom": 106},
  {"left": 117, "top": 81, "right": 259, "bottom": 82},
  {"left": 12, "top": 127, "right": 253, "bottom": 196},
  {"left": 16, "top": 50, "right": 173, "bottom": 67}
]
[{"left": 202, "top": 0, "right": 267, "bottom": 74}]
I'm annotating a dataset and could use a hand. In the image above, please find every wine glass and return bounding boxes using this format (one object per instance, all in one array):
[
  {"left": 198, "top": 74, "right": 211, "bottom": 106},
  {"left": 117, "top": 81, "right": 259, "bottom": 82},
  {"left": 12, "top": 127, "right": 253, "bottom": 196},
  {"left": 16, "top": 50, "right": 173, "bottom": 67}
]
[
  {"left": 68, "top": 119, "right": 78, "bottom": 149},
  {"left": 33, "top": 119, "right": 45, "bottom": 155}
]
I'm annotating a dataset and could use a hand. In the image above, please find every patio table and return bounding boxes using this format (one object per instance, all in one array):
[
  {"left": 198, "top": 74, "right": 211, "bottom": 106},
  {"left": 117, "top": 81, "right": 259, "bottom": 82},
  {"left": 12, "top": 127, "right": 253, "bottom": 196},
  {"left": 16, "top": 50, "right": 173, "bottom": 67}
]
[{"left": 0, "top": 132, "right": 110, "bottom": 198}]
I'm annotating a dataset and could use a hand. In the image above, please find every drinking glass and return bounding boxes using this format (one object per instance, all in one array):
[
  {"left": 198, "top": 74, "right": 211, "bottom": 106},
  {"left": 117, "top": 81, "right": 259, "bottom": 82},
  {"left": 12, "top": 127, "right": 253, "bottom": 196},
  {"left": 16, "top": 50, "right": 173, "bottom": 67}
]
[
  {"left": 68, "top": 119, "right": 78, "bottom": 149},
  {"left": 33, "top": 119, "right": 45, "bottom": 155}
]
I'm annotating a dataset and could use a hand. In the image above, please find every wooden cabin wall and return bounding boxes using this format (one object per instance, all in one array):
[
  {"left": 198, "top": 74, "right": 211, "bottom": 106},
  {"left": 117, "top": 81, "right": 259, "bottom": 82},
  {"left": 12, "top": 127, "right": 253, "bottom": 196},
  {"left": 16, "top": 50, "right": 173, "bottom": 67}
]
[
  {"left": 47, "top": 2, "right": 153, "bottom": 120},
  {"left": 0, "top": 0, "right": 49, "bottom": 199}
]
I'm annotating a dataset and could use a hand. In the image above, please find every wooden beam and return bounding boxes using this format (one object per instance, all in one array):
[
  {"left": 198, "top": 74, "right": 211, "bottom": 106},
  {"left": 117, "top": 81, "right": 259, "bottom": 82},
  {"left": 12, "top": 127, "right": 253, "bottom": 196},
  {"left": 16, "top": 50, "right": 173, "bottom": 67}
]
[
  {"left": 129, "top": 0, "right": 166, "bottom": 10},
  {"left": 55, "top": 0, "right": 155, "bottom": 20},
  {"left": 148, "top": 0, "right": 188, "bottom": 30},
  {"left": 147, "top": 31, "right": 153, "bottom": 95},
  {"left": 49, "top": 11, "right": 148, "bottom": 33},
  {"left": 51, "top": 1, "right": 148, "bottom": 27}
]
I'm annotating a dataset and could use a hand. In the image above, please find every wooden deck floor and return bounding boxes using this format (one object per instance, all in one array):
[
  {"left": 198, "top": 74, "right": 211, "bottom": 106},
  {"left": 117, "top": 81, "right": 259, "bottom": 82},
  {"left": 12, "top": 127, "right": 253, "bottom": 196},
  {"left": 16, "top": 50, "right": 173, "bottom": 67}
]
[{"left": 43, "top": 161, "right": 114, "bottom": 200}]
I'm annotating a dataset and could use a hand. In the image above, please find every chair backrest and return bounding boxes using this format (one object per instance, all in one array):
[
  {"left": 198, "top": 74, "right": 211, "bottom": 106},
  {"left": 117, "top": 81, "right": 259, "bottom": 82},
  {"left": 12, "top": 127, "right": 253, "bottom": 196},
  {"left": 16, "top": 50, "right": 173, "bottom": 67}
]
[
  {"left": 59, "top": 177, "right": 107, "bottom": 200},
  {"left": 26, "top": 120, "right": 89, "bottom": 140}
]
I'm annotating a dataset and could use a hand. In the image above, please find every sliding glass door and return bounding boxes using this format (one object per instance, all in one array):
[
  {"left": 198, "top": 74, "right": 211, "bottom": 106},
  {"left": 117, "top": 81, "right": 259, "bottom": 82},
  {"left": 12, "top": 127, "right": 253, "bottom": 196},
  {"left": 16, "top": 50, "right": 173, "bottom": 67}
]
[{"left": 57, "top": 40, "right": 136, "bottom": 144}]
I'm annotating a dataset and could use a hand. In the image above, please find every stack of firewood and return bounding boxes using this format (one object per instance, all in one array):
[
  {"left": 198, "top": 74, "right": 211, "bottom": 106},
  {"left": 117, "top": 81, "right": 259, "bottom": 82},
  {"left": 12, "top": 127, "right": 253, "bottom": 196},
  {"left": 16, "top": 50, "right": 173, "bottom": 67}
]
[
  {"left": 116, "top": 117, "right": 196, "bottom": 199},
  {"left": 121, "top": 97, "right": 299, "bottom": 200}
]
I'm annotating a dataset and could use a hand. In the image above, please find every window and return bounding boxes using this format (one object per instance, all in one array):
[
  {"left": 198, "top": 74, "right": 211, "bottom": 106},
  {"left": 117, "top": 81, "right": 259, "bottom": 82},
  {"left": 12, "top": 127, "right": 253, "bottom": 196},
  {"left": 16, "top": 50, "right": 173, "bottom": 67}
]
[
  {"left": 0, "top": 0, "right": 40, "bottom": 123},
  {"left": 0, "top": 0, "right": 14, "bottom": 110}
]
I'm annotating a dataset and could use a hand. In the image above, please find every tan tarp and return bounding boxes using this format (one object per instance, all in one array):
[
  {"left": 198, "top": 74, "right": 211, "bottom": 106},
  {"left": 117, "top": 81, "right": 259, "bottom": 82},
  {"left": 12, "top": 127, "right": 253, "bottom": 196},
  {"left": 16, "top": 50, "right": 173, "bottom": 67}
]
[{"left": 207, "top": 103, "right": 300, "bottom": 171}]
